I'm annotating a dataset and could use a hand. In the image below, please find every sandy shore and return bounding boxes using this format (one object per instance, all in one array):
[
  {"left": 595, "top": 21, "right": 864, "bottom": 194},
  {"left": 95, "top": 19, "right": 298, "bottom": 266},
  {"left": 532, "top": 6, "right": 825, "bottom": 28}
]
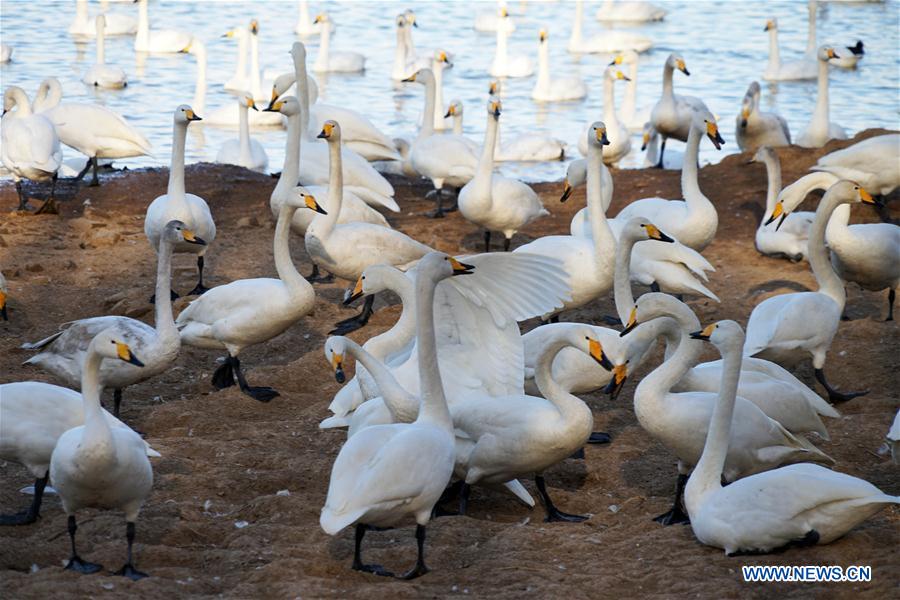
[{"left": 1, "top": 129, "right": 898, "bottom": 598}]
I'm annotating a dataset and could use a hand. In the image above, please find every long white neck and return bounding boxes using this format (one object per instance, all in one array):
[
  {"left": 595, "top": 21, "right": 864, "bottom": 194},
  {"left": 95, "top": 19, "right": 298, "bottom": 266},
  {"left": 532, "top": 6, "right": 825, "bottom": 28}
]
[
  {"left": 238, "top": 102, "right": 252, "bottom": 165},
  {"left": 811, "top": 58, "right": 830, "bottom": 134},
  {"left": 167, "top": 120, "right": 188, "bottom": 198},
  {"left": 137, "top": 0, "right": 149, "bottom": 46},
  {"left": 587, "top": 140, "right": 616, "bottom": 275},
  {"left": 808, "top": 188, "right": 847, "bottom": 307},
  {"left": 417, "top": 76, "right": 436, "bottom": 140},
  {"left": 394, "top": 25, "right": 407, "bottom": 74},
  {"left": 806, "top": 2, "right": 817, "bottom": 57},
  {"left": 471, "top": 113, "right": 499, "bottom": 200},
  {"left": 622, "top": 62, "right": 638, "bottom": 122},
  {"left": 316, "top": 134, "right": 342, "bottom": 236},
  {"left": 413, "top": 269, "right": 453, "bottom": 429},
  {"left": 96, "top": 21, "right": 106, "bottom": 65},
  {"left": 250, "top": 33, "right": 262, "bottom": 99},
  {"left": 274, "top": 110, "right": 302, "bottom": 202},
  {"left": 534, "top": 331, "right": 594, "bottom": 422},
  {"left": 404, "top": 21, "right": 417, "bottom": 59},
  {"left": 80, "top": 343, "right": 116, "bottom": 463},
  {"left": 298, "top": 0, "right": 311, "bottom": 29},
  {"left": 234, "top": 33, "right": 248, "bottom": 83},
  {"left": 760, "top": 153, "right": 782, "bottom": 226},
  {"left": 76, "top": 0, "right": 88, "bottom": 21},
  {"left": 433, "top": 61, "right": 445, "bottom": 129},
  {"left": 13, "top": 89, "right": 34, "bottom": 117},
  {"left": 767, "top": 28, "right": 781, "bottom": 72},
  {"left": 317, "top": 22, "right": 331, "bottom": 69},
  {"left": 495, "top": 25, "right": 508, "bottom": 67},
  {"left": 153, "top": 238, "right": 177, "bottom": 342},
  {"left": 536, "top": 41, "right": 550, "bottom": 90},
  {"left": 603, "top": 74, "right": 617, "bottom": 126},
  {"left": 345, "top": 338, "right": 417, "bottom": 418},
  {"left": 662, "top": 62, "right": 675, "bottom": 100},
  {"left": 274, "top": 201, "right": 311, "bottom": 296},
  {"left": 570, "top": 1, "right": 584, "bottom": 46},
  {"left": 293, "top": 54, "right": 312, "bottom": 138},
  {"left": 614, "top": 231, "right": 639, "bottom": 323},
  {"left": 681, "top": 124, "right": 704, "bottom": 202},
  {"left": 364, "top": 271, "right": 418, "bottom": 361},
  {"left": 826, "top": 203, "right": 852, "bottom": 249},
  {"left": 192, "top": 49, "right": 207, "bottom": 115},
  {"left": 636, "top": 316, "right": 702, "bottom": 404},
  {"left": 452, "top": 112, "right": 463, "bottom": 135}
]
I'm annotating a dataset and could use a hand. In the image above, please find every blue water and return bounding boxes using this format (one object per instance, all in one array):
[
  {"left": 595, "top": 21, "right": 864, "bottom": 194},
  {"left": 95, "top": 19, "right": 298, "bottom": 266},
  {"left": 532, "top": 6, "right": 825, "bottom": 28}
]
[{"left": 1, "top": 0, "right": 898, "bottom": 182}]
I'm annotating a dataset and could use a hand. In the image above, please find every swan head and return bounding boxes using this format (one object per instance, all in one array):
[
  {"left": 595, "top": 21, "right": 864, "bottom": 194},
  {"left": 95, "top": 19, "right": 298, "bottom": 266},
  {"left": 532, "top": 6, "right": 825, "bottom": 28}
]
[
  {"left": 690, "top": 320, "right": 745, "bottom": 354},
  {"left": 640, "top": 123, "right": 657, "bottom": 151},
  {"left": 162, "top": 220, "right": 207, "bottom": 247},
  {"left": 433, "top": 49, "right": 452, "bottom": 69},
  {"left": 589, "top": 122, "right": 610, "bottom": 148},
  {"left": 2, "top": 86, "right": 29, "bottom": 116},
  {"left": 631, "top": 219, "right": 675, "bottom": 243},
  {"left": 90, "top": 329, "right": 145, "bottom": 368},
  {"left": 764, "top": 18, "right": 777, "bottom": 32},
  {"left": 817, "top": 45, "right": 841, "bottom": 62},
  {"left": 401, "top": 68, "right": 434, "bottom": 85},
  {"left": 488, "top": 80, "right": 501, "bottom": 97},
  {"left": 538, "top": 29, "right": 547, "bottom": 43},
  {"left": 313, "top": 13, "right": 331, "bottom": 26},
  {"left": 418, "top": 252, "right": 475, "bottom": 283},
  {"left": 324, "top": 337, "right": 348, "bottom": 384},
  {"left": 222, "top": 27, "right": 247, "bottom": 40},
  {"left": 317, "top": 120, "right": 341, "bottom": 141},
  {"left": 444, "top": 100, "right": 462, "bottom": 119},
  {"left": 403, "top": 9, "right": 418, "bottom": 28},
  {"left": 249, "top": 19, "right": 259, "bottom": 35},
  {"left": 175, "top": 105, "right": 202, "bottom": 123},
  {"left": 668, "top": 53, "right": 689, "bottom": 76},
  {"left": 608, "top": 50, "right": 638, "bottom": 67},
  {"left": 344, "top": 264, "right": 401, "bottom": 306},
  {"left": 699, "top": 115, "right": 724, "bottom": 150},
  {"left": 606, "top": 67, "right": 631, "bottom": 82},
  {"left": 621, "top": 292, "right": 694, "bottom": 337},
  {"left": 293, "top": 188, "right": 328, "bottom": 214},
  {"left": 263, "top": 95, "right": 300, "bottom": 116},
  {"left": 570, "top": 330, "right": 614, "bottom": 372},
  {"left": 487, "top": 100, "right": 501, "bottom": 119},
  {"left": 239, "top": 93, "right": 258, "bottom": 111}
]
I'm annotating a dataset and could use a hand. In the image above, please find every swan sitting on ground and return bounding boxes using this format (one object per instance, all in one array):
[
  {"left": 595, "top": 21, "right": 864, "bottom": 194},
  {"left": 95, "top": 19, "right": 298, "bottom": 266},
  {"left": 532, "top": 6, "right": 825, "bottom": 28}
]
[
  {"left": 686, "top": 320, "right": 899, "bottom": 555},
  {"left": 312, "top": 14, "right": 365, "bottom": 73},
  {"left": 649, "top": 53, "right": 712, "bottom": 169},
  {"left": 82, "top": 16, "right": 127, "bottom": 89},
  {"left": 216, "top": 94, "right": 268, "bottom": 172},
  {"left": 134, "top": 0, "right": 192, "bottom": 54},
  {"left": 797, "top": 46, "right": 848, "bottom": 148},
  {"left": 735, "top": 82, "right": 790, "bottom": 153},
  {"left": 763, "top": 18, "right": 817, "bottom": 81},
  {"left": 532, "top": 29, "right": 587, "bottom": 102},
  {"left": 489, "top": 8, "right": 533, "bottom": 78},
  {"left": 69, "top": 0, "right": 136, "bottom": 37},
  {"left": 0, "top": 381, "right": 160, "bottom": 525},
  {"left": 578, "top": 67, "right": 631, "bottom": 165},
  {"left": 752, "top": 147, "right": 813, "bottom": 262},
  {"left": 596, "top": 0, "right": 666, "bottom": 23},
  {"left": 568, "top": 0, "right": 652, "bottom": 54}
]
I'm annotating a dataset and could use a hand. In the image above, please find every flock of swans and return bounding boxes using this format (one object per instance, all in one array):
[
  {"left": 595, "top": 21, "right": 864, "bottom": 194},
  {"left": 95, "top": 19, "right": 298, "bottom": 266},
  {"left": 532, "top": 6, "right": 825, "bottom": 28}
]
[{"left": 0, "top": 0, "right": 898, "bottom": 585}]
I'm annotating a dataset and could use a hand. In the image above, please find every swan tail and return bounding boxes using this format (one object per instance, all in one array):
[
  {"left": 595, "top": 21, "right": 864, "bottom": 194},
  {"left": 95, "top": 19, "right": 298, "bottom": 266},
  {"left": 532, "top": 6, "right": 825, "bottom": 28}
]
[
  {"left": 346, "top": 186, "right": 400, "bottom": 213},
  {"left": 502, "top": 479, "right": 536, "bottom": 507},
  {"left": 319, "top": 415, "right": 351, "bottom": 429},
  {"left": 20, "top": 330, "right": 65, "bottom": 351},
  {"left": 144, "top": 444, "right": 162, "bottom": 458},
  {"left": 320, "top": 506, "right": 367, "bottom": 536}
]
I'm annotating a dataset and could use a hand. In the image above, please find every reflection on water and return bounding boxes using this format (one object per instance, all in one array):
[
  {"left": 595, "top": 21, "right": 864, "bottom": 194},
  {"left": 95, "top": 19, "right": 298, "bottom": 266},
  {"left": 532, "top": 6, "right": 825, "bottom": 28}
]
[{"left": 1, "top": 0, "right": 897, "bottom": 182}]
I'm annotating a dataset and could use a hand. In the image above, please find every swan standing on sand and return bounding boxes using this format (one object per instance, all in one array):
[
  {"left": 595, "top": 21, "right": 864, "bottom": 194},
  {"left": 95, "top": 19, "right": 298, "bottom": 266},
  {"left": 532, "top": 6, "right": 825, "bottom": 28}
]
[
  {"left": 320, "top": 253, "right": 466, "bottom": 579},
  {"left": 50, "top": 332, "right": 151, "bottom": 580},
  {"left": 489, "top": 8, "right": 533, "bottom": 78},
  {"left": 649, "top": 53, "right": 711, "bottom": 169},
  {"left": 176, "top": 187, "right": 326, "bottom": 402},
  {"left": 736, "top": 82, "right": 790, "bottom": 153},
  {"left": 1, "top": 86, "right": 62, "bottom": 213},
  {"left": 69, "top": 0, "right": 136, "bottom": 37},
  {"left": 459, "top": 101, "right": 548, "bottom": 252},
  {"left": 22, "top": 221, "right": 205, "bottom": 417},
  {"left": 763, "top": 18, "right": 817, "bottom": 81},
  {"left": 532, "top": 29, "right": 586, "bottom": 102},
  {"left": 687, "top": 320, "right": 899, "bottom": 555},
  {"left": 752, "top": 147, "right": 813, "bottom": 262},
  {"left": 144, "top": 106, "right": 216, "bottom": 297},
  {"left": 797, "top": 46, "right": 848, "bottom": 148},
  {"left": 312, "top": 14, "right": 365, "bottom": 73},
  {"left": 134, "top": 0, "right": 192, "bottom": 54},
  {"left": 745, "top": 181, "right": 876, "bottom": 402},
  {"left": 82, "top": 16, "right": 127, "bottom": 89},
  {"left": 568, "top": 0, "right": 652, "bottom": 54},
  {"left": 578, "top": 67, "right": 632, "bottom": 165},
  {"left": 216, "top": 94, "right": 268, "bottom": 172}
]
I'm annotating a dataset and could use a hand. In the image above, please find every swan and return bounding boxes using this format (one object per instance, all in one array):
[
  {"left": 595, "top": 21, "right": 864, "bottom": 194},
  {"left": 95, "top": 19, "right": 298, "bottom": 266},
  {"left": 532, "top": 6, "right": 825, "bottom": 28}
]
[
  {"left": 444, "top": 100, "right": 465, "bottom": 135},
  {"left": 294, "top": 0, "right": 327, "bottom": 37},
  {"left": 134, "top": 0, "right": 192, "bottom": 54},
  {"left": 735, "top": 81, "right": 790, "bottom": 153},
  {"left": 32, "top": 78, "right": 151, "bottom": 186},
  {"left": 223, "top": 27, "right": 250, "bottom": 92},
  {"left": 532, "top": 29, "right": 587, "bottom": 102},
  {"left": 176, "top": 188, "right": 325, "bottom": 402},
  {"left": 215, "top": 93, "right": 268, "bottom": 172},
  {"left": 577, "top": 67, "right": 632, "bottom": 165},
  {"left": 568, "top": 0, "right": 652, "bottom": 54},
  {"left": 649, "top": 53, "right": 712, "bottom": 169},
  {"left": 1, "top": 86, "right": 62, "bottom": 213},
  {"left": 82, "top": 16, "right": 127, "bottom": 89},
  {"left": 774, "top": 170, "right": 900, "bottom": 320},
  {"left": 595, "top": 0, "right": 666, "bottom": 23},
  {"left": 49, "top": 331, "right": 152, "bottom": 579},
  {"left": 621, "top": 294, "right": 834, "bottom": 525},
  {"left": 69, "top": 0, "right": 136, "bottom": 37},
  {"left": 459, "top": 101, "right": 549, "bottom": 251},
  {"left": 391, "top": 14, "right": 414, "bottom": 80},
  {"left": 405, "top": 69, "right": 478, "bottom": 218},
  {"left": 320, "top": 252, "right": 463, "bottom": 579},
  {"left": 312, "top": 14, "right": 365, "bottom": 73},
  {"left": 560, "top": 157, "right": 613, "bottom": 212},
  {"left": 810, "top": 134, "right": 900, "bottom": 196},
  {"left": 474, "top": 1, "right": 515, "bottom": 32},
  {"left": 752, "top": 147, "right": 814, "bottom": 262},
  {"left": 144, "top": 106, "right": 216, "bottom": 297},
  {"left": 489, "top": 8, "right": 533, "bottom": 78},
  {"left": 832, "top": 40, "right": 865, "bottom": 69},
  {"left": 400, "top": 10, "right": 434, "bottom": 76},
  {"left": 22, "top": 220, "right": 204, "bottom": 416},
  {"left": 514, "top": 123, "right": 612, "bottom": 310},
  {"left": 614, "top": 111, "right": 724, "bottom": 251},
  {"left": 797, "top": 46, "right": 848, "bottom": 148},
  {"left": 429, "top": 50, "right": 453, "bottom": 131},
  {"left": 745, "top": 181, "right": 876, "bottom": 402},
  {"left": 763, "top": 18, "right": 817, "bottom": 81},
  {"left": 610, "top": 50, "right": 650, "bottom": 132},
  {"left": 686, "top": 320, "right": 899, "bottom": 555},
  {"left": 490, "top": 82, "right": 566, "bottom": 161},
  {"left": 641, "top": 123, "right": 684, "bottom": 169},
  {"left": 0, "top": 43, "right": 11, "bottom": 63}
]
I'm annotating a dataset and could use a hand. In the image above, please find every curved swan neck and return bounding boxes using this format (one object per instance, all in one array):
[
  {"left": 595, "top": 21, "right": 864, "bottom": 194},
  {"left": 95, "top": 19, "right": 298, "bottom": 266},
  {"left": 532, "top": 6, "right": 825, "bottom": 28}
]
[
  {"left": 154, "top": 238, "right": 177, "bottom": 340},
  {"left": 344, "top": 338, "right": 415, "bottom": 413},
  {"left": 826, "top": 203, "right": 851, "bottom": 242},
  {"left": 81, "top": 343, "right": 115, "bottom": 457},
  {"left": 534, "top": 332, "right": 592, "bottom": 419},
  {"left": 761, "top": 153, "right": 782, "bottom": 223},
  {"left": 640, "top": 319, "right": 702, "bottom": 399},
  {"left": 413, "top": 270, "right": 453, "bottom": 429},
  {"left": 367, "top": 271, "right": 418, "bottom": 357},
  {"left": 614, "top": 233, "right": 638, "bottom": 323},
  {"left": 167, "top": 120, "right": 188, "bottom": 197},
  {"left": 274, "top": 202, "right": 310, "bottom": 294},
  {"left": 809, "top": 190, "right": 846, "bottom": 306}
]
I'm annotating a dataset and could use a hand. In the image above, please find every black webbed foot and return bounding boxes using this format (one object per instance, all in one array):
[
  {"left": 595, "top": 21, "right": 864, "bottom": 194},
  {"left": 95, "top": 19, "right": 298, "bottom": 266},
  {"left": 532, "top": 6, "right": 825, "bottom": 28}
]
[
  {"left": 588, "top": 432, "right": 611, "bottom": 444},
  {"left": 115, "top": 563, "right": 149, "bottom": 581},
  {"left": 65, "top": 556, "right": 103, "bottom": 575},
  {"left": 653, "top": 506, "right": 690, "bottom": 526}
]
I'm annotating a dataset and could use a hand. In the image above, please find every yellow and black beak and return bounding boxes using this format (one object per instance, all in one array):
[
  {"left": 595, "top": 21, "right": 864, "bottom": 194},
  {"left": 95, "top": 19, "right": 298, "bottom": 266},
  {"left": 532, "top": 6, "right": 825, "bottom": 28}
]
[
  {"left": 248, "top": 98, "right": 258, "bottom": 112},
  {"left": 689, "top": 323, "right": 716, "bottom": 341},
  {"left": 490, "top": 101, "right": 501, "bottom": 118},
  {"left": 116, "top": 342, "right": 145, "bottom": 367},
  {"left": 265, "top": 87, "right": 280, "bottom": 111},
  {"left": 344, "top": 276, "right": 365, "bottom": 305},
  {"left": 449, "top": 256, "right": 475, "bottom": 275},
  {"left": 705, "top": 121, "right": 724, "bottom": 150},
  {"left": 263, "top": 97, "right": 283, "bottom": 113},
  {"left": 186, "top": 109, "right": 202, "bottom": 122},
  {"left": 676, "top": 59, "right": 690, "bottom": 76},
  {"left": 402, "top": 73, "right": 417, "bottom": 83},
  {"left": 317, "top": 122, "right": 335, "bottom": 139},
  {"left": 826, "top": 48, "right": 840, "bottom": 60},
  {"left": 764, "top": 200, "right": 788, "bottom": 230},
  {"left": 489, "top": 81, "right": 499, "bottom": 95},
  {"left": 560, "top": 180, "right": 573, "bottom": 203},
  {"left": 641, "top": 131, "right": 650, "bottom": 151},
  {"left": 304, "top": 194, "right": 328, "bottom": 215},
  {"left": 620, "top": 307, "right": 638, "bottom": 337},
  {"left": 603, "top": 364, "right": 628, "bottom": 400},
  {"left": 764, "top": 21, "right": 773, "bottom": 32},
  {"left": 250, "top": 20, "right": 259, "bottom": 35},
  {"left": 740, "top": 107, "right": 750, "bottom": 128},
  {"left": 858, "top": 187, "right": 880, "bottom": 207},
  {"left": 588, "top": 338, "right": 614, "bottom": 371},
  {"left": 182, "top": 228, "right": 207, "bottom": 246},
  {"left": 539, "top": 30, "right": 547, "bottom": 42},
  {"left": 596, "top": 128, "right": 610, "bottom": 146},
  {"left": 0, "top": 290, "right": 7, "bottom": 321},
  {"left": 644, "top": 224, "right": 674, "bottom": 243},
  {"left": 444, "top": 106, "right": 454, "bottom": 118},
  {"left": 331, "top": 352, "right": 345, "bottom": 383}
]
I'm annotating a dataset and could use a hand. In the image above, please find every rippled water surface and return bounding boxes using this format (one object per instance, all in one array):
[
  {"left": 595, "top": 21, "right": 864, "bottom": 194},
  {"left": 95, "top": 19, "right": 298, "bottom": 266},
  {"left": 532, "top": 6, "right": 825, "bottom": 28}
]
[{"left": 2, "top": 0, "right": 898, "bottom": 182}]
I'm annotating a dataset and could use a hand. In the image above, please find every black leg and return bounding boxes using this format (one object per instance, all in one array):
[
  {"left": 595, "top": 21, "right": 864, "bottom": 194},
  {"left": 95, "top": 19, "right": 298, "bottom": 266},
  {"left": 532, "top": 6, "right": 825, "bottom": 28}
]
[
  {"left": 458, "top": 483, "right": 471, "bottom": 516},
  {"left": 305, "top": 264, "right": 335, "bottom": 284},
  {"left": 649, "top": 281, "right": 661, "bottom": 293},
  {"left": 211, "top": 356, "right": 237, "bottom": 389},
  {"left": 814, "top": 368, "right": 868, "bottom": 403},
  {"left": 599, "top": 315, "right": 622, "bottom": 326},
  {"left": 483, "top": 230, "right": 491, "bottom": 253},
  {"left": 352, "top": 524, "right": 393, "bottom": 577},
  {"left": 653, "top": 473, "right": 690, "bottom": 525},
  {"left": 330, "top": 295, "right": 375, "bottom": 335},
  {"left": 113, "top": 389, "right": 123, "bottom": 418},
  {"left": 187, "top": 256, "right": 210, "bottom": 296},
  {"left": 65, "top": 515, "right": 103, "bottom": 574},
  {"left": 569, "top": 447, "right": 585, "bottom": 460},
  {"left": 15, "top": 181, "right": 30, "bottom": 211},
  {"left": 887, "top": 289, "right": 895, "bottom": 322},
  {"left": 656, "top": 138, "right": 666, "bottom": 169},
  {"left": 535, "top": 475, "right": 588, "bottom": 522},
  {"left": 232, "top": 356, "right": 279, "bottom": 402},
  {"left": 398, "top": 524, "right": 429, "bottom": 580},
  {"left": 89, "top": 157, "right": 100, "bottom": 187},
  {"left": 503, "top": 236, "right": 511, "bottom": 252},
  {"left": 588, "top": 432, "right": 611, "bottom": 444},
  {"left": 149, "top": 289, "right": 180, "bottom": 304},
  {"left": 426, "top": 188, "right": 445, "bottom": 219},
  {"left": 114, "top": 522, "right": 148, "bottom": 580},
  {"left": 35, "top": 175, "right": 59, "bottom": 214},
  {"left": 74, "top": 158, "right": 92, "bottom": 182},
  {"left": 0, "top": 472, "right": 48, "bottom": 526}
]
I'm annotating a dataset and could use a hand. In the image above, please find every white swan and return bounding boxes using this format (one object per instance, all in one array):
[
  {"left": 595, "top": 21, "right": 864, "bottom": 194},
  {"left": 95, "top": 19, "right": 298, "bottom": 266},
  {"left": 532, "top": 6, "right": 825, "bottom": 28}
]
[
  {"left": 400, "top": 10, "right": 434, "bottom": 75},
  {"left": 216, "top": 93, "right": 268, "bottom": 172},
  {"left": 50, "top": 331, "right": 152, "bottom": 580},
  {"left": 686, "top": 320, "right": 899, "bottom": 555},
  {"left": 561, "top": 157, "right": 613, "bottom": 212},
  {"left": 223, "top": 26, "right": 250, "bottom": 92},
  {"left": 763, "top": 18, "right": 817, "bottom": 81},
  {"left": 649, "top": 53, "right": 712, "bottom": 169},
  {"left": 474, "top": 1, "right": 515, "bottom": 32},
  {"left": 69, "top": 0, "right": 136, "bottom": 37},
  {"left": 797, "top": 46, "right": 848, "bottom": 148},
  {"left": 429, "top": 49, "right": 453, "bottom": 131},
  {"left": 641, "top": 123, "right": 684, "bottom": 169},
  {"left": 752, "top": 147, "right": 814, "bottom": 262},
  {"left": 610, "top": 50, "right": 651, "bottom": 132},
  {"left": 144, "top": 106, "right": 216, "bottom": 296},
  {"left": 810, "top": 134, "right": 900, "bottom": 196},
  {"left": 405, "top": 69, "right": 478, "bottom": 218},
  {"left": 320, "top": 252, "right": 461, "bottom": 579},
  {"left": 444, "top": 100, "right": 465, "bottom": 135},
  {"left": 0, "top": 381, "right": 159, "bottom": 525},
  {"left": 134, "top": 0, "right": 192, "bottom": 54},
  {"left": 745, "top": 181, "right": 875, "bottom": 402},
  {"left": 622, "top": 294, "right": 834, "bottom": 525},
  {"left": 614, "top": 111, "right": 724, "bottom": 251},
  {"left": 532, "top": 29, "right": 587, "bottom": 102},
  {"left": 489, "top": 8, "right": 533, "bottom": 78},
  {"left": 294, "top": 0, "right": 327, "bottom": 37},
  {"left": 736, "top": 81, "right": 790, "bottom": 153},
  {"left": 595, "top": 0, "right": 666, "bottom": 23},
  {"left": 459, "top": 101, "right": 549, "bottom": 251},
  {"left": 568, "top": 0, "right": 652, "bottom": 54},
  {"left": 491, "top": 81, "right": 566, "bottom": 161},
  {"left": 82, "top": 16, "right": 127, "bottom": 89},
  {"left": 1, "top": 86, "right": 62, "bottom": 212},
  {"left": 176, "top": 189, "right": 325, "bottom": 402},
  {"left": 578, "top": 67, "right": 632, "bottom": 165},
  {"left": 22, "top": 220, "right": 204, "bottom": 416},
  {"left": 312, "top": 14, "right": 365, "bottom": 73}
]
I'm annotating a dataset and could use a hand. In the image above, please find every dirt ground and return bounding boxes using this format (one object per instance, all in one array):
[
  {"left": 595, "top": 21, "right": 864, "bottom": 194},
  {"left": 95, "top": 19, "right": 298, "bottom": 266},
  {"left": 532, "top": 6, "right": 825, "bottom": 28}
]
[{"left": 0, "top": 129, "right": 898, "bottom": 599}]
